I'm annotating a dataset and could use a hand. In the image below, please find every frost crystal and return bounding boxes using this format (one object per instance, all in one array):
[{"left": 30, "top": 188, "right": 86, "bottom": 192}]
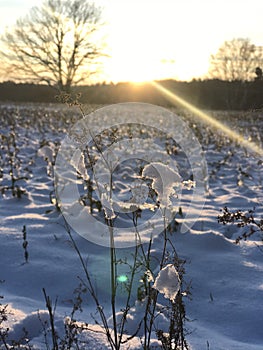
[{"left": 153, "top": 264, "right": 181, "bottom": 302}]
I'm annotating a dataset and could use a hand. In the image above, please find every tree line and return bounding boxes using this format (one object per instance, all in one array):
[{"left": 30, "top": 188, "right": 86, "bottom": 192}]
[{"left": 1, "top": 79, "right": 262, "bottom": 111}]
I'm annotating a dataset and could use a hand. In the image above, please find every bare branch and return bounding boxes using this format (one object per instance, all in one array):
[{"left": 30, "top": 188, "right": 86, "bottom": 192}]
[{"left": 0, "top": 0, "right": 105, "bottom": 91}]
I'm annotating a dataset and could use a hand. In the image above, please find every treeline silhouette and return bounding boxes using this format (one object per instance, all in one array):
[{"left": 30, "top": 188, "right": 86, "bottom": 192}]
[{"left": 0, "top": 79, "right": 263, "bottom": 110}]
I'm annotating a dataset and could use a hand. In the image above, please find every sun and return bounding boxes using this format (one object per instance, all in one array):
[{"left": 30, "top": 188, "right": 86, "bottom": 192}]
[
  {"left": 102, "top": 1, "right": 179, "bottom": 83},
  {"left": 104, "top": 24, "right": 171, "bottom": 83},
  {"left": 108, "top": 54, "right": 168, "bottom": 83},
  {"left": 100, "top": 0, "right": 231, "bottom": 84},
  {"left": 104, "top": 31, "right": 182, "bottom": 83}
]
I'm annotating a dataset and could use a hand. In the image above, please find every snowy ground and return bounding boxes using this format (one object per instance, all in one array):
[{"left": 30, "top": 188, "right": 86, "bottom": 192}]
[{"left": 0, "top": 102, "right": 263, "bottom": 349}]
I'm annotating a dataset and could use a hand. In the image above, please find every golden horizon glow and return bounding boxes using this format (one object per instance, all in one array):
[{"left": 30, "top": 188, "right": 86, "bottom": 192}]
[
  {"left": 151, "top": 81, "right": 263, "bottom": 157},
  {"left": 0, "top": 0, "right": 263, "bottom": 83},
  {"left": 100, "top": 0, "right": 263, "bottom": 84}
]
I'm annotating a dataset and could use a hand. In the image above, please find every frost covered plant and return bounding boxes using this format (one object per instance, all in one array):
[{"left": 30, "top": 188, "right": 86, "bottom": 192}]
[
  {"left": 58, "top": 154, "right": 192, "bottom": 348},
  {"left": 0, "top": 296, "right": 9, "bottom": 349},
  {"left": 38, "top": 141, "right": 61, "bottom": 211},
  {"left": 73, "top": 169, "right": 190, "bottom": 348},
  {"left": 63, "top": 211, "right": 190, "bottom": 350},
  {"left": 0, "top": 287, "right": 89, "bottom": 350},
  {"left": 0, "top": 292, "right": 33, "bottom": 350},
  {"left": 136, "top": 211, "right": 190, "bottom": 350},
  {"left": 40, "top": 286, "right": 90, "bottom": 350},
  {"left": 218, "top": 206, "right": 263, "bottom": 244},
  {"left": 54, "top": 97, "right": 193, "bottom": 349},
  {"left": 0, "top": 123, "right": 28, "bottom": 198},
  {"left": 154, "top": 263, "right": 190, "bottom": 350}
]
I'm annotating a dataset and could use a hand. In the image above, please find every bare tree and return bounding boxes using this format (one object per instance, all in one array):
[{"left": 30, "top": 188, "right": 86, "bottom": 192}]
[
  {"left": 1, "top": 0, "right": 105, "bottom": 91},
  {"left": 208, "top": 38, "right": 263, "bottom": 82}
]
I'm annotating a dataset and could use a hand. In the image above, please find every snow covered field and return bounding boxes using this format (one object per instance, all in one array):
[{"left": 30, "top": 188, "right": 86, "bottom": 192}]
[{"left": 0, "top": 102, "right": 263, "bottom": 349}]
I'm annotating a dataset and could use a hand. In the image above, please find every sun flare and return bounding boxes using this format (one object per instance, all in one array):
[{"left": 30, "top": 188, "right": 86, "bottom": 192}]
[{"left": 151, "top": 81, "right": 263, "bottom": 157}]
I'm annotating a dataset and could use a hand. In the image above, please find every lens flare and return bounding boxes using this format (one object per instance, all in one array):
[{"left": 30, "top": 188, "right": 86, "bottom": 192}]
[
  {"left": 151, "top": 81, "right": 263, "bottom": 157},
  {"left": 117, "top": 275, "right": 128, "bottom": 283}
]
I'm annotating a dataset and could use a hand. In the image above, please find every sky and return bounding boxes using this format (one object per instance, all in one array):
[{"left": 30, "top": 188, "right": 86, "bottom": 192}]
[{"left": 0, "top": 0, "right": 263, "bottom": 83}]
